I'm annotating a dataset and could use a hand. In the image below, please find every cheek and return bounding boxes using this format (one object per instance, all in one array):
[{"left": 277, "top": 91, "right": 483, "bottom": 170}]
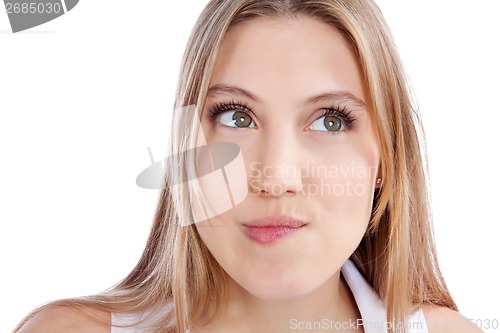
[
  {"left": 297, "top": 131, "right": 380, "bottom": 245},
  {"left": 313, "top": 147, "right": 378, "bottom": 218},
  {"left": 194, "top": 215, "right": 241, "bottom": 272}
]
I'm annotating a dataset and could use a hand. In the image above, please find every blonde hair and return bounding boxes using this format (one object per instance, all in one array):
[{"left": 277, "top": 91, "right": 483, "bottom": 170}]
[{"left": 15, "top": 1, "right": 456, "bottom": 332}]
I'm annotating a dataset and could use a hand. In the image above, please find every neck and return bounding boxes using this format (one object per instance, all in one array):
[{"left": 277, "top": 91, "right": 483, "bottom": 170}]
[{"left": 195, "top": 270, "right": 362, "bottom": 333}]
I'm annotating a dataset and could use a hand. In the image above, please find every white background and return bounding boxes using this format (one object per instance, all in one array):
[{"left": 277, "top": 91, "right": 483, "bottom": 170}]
[{"left": 1, "top": 1, "right": 498, "bottom": 332}]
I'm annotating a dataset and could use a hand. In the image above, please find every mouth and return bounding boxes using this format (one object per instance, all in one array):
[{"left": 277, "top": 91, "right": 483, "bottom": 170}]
[{"left": 241, "top": 215, "right": 307, "bottom": 245}]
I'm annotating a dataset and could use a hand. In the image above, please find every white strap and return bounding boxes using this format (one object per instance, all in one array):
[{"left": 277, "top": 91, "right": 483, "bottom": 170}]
[{"left": 341, "top": 260, "right": 388, "bottom": 333}]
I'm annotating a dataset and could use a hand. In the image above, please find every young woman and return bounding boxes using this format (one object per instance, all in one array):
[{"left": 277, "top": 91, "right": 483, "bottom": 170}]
[{"left": 15, "top": 0, "right": 484, "bottom": 332}]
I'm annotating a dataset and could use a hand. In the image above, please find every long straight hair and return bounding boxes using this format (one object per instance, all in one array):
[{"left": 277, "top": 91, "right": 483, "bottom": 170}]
[{"left": 15, "top": 1, "right": 456, "bottom": 332}]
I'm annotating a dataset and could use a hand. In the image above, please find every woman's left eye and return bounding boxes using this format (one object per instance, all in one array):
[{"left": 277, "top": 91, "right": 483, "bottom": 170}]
[{"left": 309, "top": 114, "right": 345, "bottom": 132}]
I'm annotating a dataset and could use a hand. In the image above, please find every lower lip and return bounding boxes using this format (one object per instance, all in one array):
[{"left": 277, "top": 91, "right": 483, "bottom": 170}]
[{"left": 243, "top": 225, "right": 301, "bottom": 244}]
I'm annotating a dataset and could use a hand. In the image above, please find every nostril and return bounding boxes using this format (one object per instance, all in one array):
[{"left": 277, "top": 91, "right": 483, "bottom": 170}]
[{"left": 259, "top": 179, "right": 301, "bottom": 197}]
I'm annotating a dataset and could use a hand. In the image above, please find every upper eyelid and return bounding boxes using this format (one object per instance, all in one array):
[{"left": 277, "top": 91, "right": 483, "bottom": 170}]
[
  {"left": 206, "top": 100, "right": 355, "bottom": 127},
  {"left": 207, "top": 100, "right": 351, "bottom": 115},
  {"left": 208, "top": 100, "right": 251, "bottom": 111},
  {"left": 319, "top": 106, "right": 355, "bottom": 121},
  {"left": 207, "top": 100, "right": 254, "bottom": 118}
]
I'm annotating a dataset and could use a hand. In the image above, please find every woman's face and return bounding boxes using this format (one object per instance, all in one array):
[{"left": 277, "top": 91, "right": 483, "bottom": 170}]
[{"left": 195, "top": 15, "right": 380, "bottom": 300}]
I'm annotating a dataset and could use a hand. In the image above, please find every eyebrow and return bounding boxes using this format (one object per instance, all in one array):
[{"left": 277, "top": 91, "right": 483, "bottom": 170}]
[
  {"left": 305, "top": 92, "right": 366, "bottom": 109},
  {"left": 207, "top": 84, "right": 261, "bottom": 102},
  {"left": 207, "top": 84, "right": 366, "bottom": 108}
]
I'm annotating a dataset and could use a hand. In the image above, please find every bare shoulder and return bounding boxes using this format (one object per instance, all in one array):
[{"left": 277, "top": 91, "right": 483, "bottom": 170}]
[
  {"left": 423, "top": 305, "right": 484, "bottom": 333},
  {"left": 17, "top": 305, "right": 110, "bottom": 333}
]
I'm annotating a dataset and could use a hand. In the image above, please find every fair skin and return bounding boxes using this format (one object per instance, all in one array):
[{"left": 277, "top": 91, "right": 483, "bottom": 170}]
[
  {"left": 194, "top": 15, "right": 376, "bottom": 333},
  {"left": 19, "top": 15, "right": 483, "bottom": 333}
]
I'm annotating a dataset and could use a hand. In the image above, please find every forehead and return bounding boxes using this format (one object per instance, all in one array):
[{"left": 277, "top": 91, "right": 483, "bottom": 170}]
[{"left": 210, "top": 15, "right": 367, "bottom": 106}]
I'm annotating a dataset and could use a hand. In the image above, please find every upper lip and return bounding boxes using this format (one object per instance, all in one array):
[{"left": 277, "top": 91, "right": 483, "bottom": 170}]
[{"left": 242, "top": 215, "right": 307, "bottom": 228}]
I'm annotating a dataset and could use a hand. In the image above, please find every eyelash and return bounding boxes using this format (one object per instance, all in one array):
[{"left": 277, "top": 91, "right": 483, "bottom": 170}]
[
  {"left": 208, "top": 101, "right": 253, "bottom": 120},
  {"left": 318, "top": 106, "right": 356, "bottom": 130},
  {"left": 207, "top": 100, "right": 357, "bottom": 131}
]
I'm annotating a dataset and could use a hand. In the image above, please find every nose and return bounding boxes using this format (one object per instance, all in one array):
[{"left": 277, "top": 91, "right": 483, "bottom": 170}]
[{"left": 249, "top": 129, "right": 304, "bottom": 197}]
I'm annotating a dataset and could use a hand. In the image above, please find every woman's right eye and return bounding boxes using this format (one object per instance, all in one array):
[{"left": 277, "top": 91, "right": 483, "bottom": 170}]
[{"left": 216, "top": 110, "right": 256, "bottom": 128}]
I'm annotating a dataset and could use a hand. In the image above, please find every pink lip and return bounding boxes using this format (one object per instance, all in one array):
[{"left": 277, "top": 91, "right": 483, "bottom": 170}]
[{"left": 242, "top": 215, "right": 306, "bottom": 244}]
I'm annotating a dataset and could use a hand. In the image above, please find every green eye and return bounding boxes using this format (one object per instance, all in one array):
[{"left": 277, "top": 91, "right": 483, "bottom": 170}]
[
  {"left": 310, "top": 115, "right": 343, "bottom": 132},
  {"left": 219, "top": 111, "right": 255, "bottom": 128}
]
